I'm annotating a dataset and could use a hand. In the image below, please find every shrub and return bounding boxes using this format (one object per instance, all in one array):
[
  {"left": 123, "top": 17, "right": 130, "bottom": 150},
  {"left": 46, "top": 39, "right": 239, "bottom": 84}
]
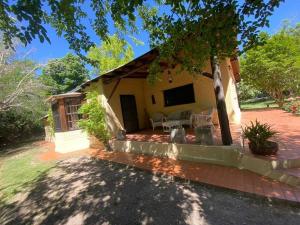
[
  {"left": 282, "top": 100, "right": 300, "bottom": 114},
  {"left": 242, "top": 120, "right": 277, "bottom": 148},
  {"left": 0, "top": 109, "right": 44, "bottom": 147},
  {"left": 78, "top": 92, "right": 110, "bottom": 143}
]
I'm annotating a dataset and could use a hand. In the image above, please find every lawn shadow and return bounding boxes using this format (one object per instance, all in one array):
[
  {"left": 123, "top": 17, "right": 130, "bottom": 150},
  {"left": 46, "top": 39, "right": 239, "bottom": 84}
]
[{"left": 1, "top": 157, "right": 300, "bottom": 225}]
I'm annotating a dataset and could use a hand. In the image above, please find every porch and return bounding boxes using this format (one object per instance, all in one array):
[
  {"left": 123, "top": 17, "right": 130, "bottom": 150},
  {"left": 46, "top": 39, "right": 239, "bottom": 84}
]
[
  {"left": 125, "top": 125, "right": 242, "bottom": 146},
  {"left": 109, "top": 109, "right": 300, "bottom": 188}
]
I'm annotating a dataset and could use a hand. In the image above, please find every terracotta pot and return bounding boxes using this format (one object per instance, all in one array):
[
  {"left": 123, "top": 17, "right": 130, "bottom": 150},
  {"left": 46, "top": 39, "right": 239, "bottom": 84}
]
[
  {"left": 89, "top": 136, "right": 105, "bottom": 150},
  {"left": 248, "top": 141, "right": 279, "bottom": 156}
]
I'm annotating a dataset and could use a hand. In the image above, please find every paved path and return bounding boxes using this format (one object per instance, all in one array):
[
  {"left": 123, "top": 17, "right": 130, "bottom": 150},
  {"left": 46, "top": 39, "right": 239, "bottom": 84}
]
[
  {"left": 1, "top": 157, "right": 300, "bottom": 225},
  {"left": 92, "top": 149, "right": 300, "bottom": 203}
]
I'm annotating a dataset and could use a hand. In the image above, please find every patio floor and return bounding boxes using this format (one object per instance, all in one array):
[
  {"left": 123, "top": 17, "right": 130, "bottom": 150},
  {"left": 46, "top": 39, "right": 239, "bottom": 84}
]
[
  {"left": 126, "top": 109, "right": 300, "bottom": 161},
  {"left": 241, "top": 109, "right": 300, "bottom": 160}
]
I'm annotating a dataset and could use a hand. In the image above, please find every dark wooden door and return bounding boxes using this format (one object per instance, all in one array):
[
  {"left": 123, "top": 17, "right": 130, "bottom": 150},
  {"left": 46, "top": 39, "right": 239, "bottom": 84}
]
[{"left": 120, "top": 95, "right": 139, "bottom": 133}]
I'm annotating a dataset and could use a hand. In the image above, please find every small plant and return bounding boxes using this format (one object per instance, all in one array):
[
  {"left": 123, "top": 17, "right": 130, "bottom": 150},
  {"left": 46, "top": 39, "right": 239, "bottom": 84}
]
[
  {"left": 78, "top": 92, "right": 110, "bottom": 143},
  {"left": 242, "top": 120, "right": 278, "bottom": 155}
]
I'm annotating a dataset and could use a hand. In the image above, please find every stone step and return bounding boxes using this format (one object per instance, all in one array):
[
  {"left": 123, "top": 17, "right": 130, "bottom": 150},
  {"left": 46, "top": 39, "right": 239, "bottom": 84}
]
[
  {"left": 271, "top": 157, "right": 300, "bottom": 169},
  {"left": 272, "top": 168, "right": 300, "bottom": 188}
]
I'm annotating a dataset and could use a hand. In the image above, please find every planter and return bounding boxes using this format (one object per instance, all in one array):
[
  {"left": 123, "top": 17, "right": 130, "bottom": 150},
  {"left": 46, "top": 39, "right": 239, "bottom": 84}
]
[
  {"left": 89, "top": 135, "right": 105, "bottom": 150},
  {"left": 248, "top": 141, "right": 279, "bottom": 156}
]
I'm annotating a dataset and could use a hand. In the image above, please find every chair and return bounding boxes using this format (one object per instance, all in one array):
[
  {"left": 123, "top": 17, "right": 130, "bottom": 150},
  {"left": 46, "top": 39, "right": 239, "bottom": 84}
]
[
  {"left": 192, "top": 109, "right": 215, "bottom": 145},
  {"left": 190, "top": 108, "right": 214, "bottom": 129},
  {"left": 149, "top": 112, "right": 165, "bottom": 130},
  {"left": 165, "top": 110, "right": 192, "bottom": 127}
]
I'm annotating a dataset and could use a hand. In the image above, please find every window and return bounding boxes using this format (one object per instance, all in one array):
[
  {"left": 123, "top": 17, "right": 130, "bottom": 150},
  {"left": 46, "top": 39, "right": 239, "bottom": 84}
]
[
  {"left": 65, "top": 98, "right": 82, "bottom": 130},
  {"left": 163, "top": 84, "right": 195, "bottom": 107}
]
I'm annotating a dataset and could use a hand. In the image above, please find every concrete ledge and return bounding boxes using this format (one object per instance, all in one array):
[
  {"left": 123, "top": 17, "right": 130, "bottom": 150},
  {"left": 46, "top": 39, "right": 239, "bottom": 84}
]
[
  {"left": 54, "top": 130, "right": 90, "bottom": 153},
  {"left": 110, "top": 140, "right": 241, "bottom": 167},
  {"left": 110, "top": 139, "right": 300, "bottom": 188}
]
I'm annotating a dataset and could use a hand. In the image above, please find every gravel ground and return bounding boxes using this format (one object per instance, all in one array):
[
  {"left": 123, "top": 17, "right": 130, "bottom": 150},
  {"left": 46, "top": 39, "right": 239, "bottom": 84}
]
[{"left": 1, "top": 157, "right": 300, "bottom": 225}]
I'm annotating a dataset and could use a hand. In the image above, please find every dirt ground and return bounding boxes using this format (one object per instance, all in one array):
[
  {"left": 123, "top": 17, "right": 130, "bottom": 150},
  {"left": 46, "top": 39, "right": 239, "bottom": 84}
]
[{"left": 1, "top": 157, "right": 300, "bottom": 225}]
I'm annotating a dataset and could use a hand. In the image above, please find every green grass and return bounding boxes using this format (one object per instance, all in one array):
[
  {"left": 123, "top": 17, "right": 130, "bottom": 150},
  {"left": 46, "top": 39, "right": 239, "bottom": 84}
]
[
  {"left": 240, "top": 99, "right": 279, "bottom": 110},
  {"left": 0, "top": 144, "right": 55, "bottom": 202}
]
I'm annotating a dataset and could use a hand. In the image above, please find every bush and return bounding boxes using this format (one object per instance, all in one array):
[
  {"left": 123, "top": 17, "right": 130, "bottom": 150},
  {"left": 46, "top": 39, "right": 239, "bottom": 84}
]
[
  {"left": 282, "top": 100, "right": 300, "bottom": 114},
  {"left": 0, "top": 109, "right": 44, "bottom": 146},
  {"left": 78, "top": 92, "right": 110, "bottom": 143}
]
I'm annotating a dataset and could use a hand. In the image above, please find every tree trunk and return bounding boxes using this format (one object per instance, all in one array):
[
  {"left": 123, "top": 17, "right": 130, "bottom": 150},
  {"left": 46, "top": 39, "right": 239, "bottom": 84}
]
[{"left": 210, "top": 56, "right": 233, "bottom": 145}]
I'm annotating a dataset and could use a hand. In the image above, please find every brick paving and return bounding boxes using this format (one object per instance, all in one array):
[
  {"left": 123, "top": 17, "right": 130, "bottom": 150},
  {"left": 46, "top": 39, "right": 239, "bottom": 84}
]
[
  {"left": 90, "top": 148, "right": 300, "bottom": 203},
  {"left": 39, "top": 109, "right": 300, "bottom": 203},
  {"left": 241, "top": 109, "right": 300, "bottom": 160}
]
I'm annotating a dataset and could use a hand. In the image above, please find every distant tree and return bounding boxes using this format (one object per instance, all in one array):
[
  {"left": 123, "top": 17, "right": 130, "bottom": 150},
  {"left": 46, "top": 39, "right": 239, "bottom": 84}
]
[
  {"left": 241, "top": 24, "right": 300, "bottom": 107},
  {"left": 0, "top": 43, "right": 45, "bottom": 112},
  {"left": 237, "top": 79, "right": 261, "bottom": 101},
  {"left": 88, "top": 34, "right": 134, "bottom": 75},
  {"left": 40, "top": 53, "right": 89, "bottom": 94},
  {"left": 0, "top": 41, "right": 47, "bottom": 145}
]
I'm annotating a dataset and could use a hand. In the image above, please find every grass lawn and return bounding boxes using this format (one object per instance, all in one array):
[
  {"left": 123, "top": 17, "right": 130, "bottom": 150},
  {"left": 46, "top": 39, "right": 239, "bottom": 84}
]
[
  {"left": 240, "top": 99, "right": 279, "bottom": 110},
  {"left": 0, "top": 143, "right": 55, "bottom": 203}
]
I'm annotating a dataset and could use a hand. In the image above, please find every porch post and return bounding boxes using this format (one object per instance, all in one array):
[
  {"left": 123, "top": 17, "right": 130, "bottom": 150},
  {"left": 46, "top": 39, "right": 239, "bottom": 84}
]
[
  {"left": 58, "top": 98, "right": 68, "bottom": 132},
  {"left": 210, "top": 56, "right": 233, "bottom": 145}
]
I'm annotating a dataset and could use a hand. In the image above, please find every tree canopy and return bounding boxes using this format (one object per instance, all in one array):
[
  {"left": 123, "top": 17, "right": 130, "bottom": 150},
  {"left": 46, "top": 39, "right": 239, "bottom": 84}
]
[
  {"left": 40, "top": 53, "right": 89, "bottom": 95},
  {"left": 0, "top": 41, "right": 47, "bottom": 145},
  {"left": 0, "top": 42, "right": 45, "bottom": 112},
  {"left": 88, "top": 34, "right": 134, "bottom": 75},
  {"left": 241, "top": 23, "right": 300, "bottom": 106},
  {"left": 1, "top": 1, "right": 282, "bottom": 62}
]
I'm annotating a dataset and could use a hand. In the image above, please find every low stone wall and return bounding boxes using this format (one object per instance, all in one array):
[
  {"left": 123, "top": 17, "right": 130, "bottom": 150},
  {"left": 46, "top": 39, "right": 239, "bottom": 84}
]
[
  {"left": 110, "top": 140, "right": 241, "bottom": 167},
  {"left": 110, "top": 140, "right": 300, "bottom": 187},
  {"left": 54, "top": 129, "right": 90, "bottom": 153}
]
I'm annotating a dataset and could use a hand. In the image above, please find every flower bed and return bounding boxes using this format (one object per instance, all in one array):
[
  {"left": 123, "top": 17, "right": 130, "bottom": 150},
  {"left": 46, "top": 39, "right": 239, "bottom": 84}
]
[{"left": 283, "top": 100, "right": 300, "bottom": 114}]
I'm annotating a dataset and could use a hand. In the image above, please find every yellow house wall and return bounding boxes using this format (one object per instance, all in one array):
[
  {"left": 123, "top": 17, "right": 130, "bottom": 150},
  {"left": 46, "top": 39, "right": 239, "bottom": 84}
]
[
  {"left": 143, "top": 58, "right": 240, "bottom": 124},
  {"left": 83, "top": 57, "right": 240, "bottom": 135},
  {"left": 102, "top": 79, "right": 147, "bottom": 130},
  {"left": 143, "top": 63, "right": 215, "bottom": 117}
]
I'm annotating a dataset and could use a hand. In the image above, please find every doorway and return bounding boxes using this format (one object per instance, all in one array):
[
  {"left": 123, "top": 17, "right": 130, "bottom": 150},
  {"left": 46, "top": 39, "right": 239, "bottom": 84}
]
[{"left": 120, "top": 95, "right": 139, "bottom": 133}]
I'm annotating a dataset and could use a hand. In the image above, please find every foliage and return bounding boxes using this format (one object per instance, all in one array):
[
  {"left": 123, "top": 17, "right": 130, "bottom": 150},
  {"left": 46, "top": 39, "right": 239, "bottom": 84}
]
[
  {"left": 237, "top": 79, "right": 261, "bottom": 101},
  {"left": 241, "top": 23, "right": 300, "bottom": 107},
  {"left": 78, "top": 92, "right": 110, "bottom": 143},
  {"left": 0, "top": 108, "right": 45, "bottom": 146},
  {"left": 0, "top": 42, "right": 46, "bottom": 112},
  {"left": 283, "top": 100, "right": 300, "bottom": 114},
  {"left": 0, "top": 1, "right": 282, "bottom": 64},
  {"left": 0, "top": 144, "right": 54, "bottom": 202},
  {"left": 0, "top": 40, "right": 47, "bottom": 145},
  {"left": 88, "top": 34, "right": 134, "bottom": 75},
  {"left": 242, "top": 120, "right": 277, "bottom": 148},
  {"left": 40, "top": 53, "right": 89, "bottom": 95}
]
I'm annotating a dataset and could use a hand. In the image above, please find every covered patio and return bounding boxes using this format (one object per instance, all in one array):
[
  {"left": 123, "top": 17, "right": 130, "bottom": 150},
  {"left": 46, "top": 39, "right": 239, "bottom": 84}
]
[{"left": 125, "top": 124, "right": 242, "bottom": 146}]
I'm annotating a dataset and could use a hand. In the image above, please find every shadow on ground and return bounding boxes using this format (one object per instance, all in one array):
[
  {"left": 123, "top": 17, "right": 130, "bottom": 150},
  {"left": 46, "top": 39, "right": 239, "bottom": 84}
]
[{"left": 1, "top": 157, "right": 300, "bottom": 225}]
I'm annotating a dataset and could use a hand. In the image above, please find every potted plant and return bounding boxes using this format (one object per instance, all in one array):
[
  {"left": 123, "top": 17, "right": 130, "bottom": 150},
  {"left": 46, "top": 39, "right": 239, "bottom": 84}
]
[{"left": 242, "top": 120, "right": 278, "bottom": 156}]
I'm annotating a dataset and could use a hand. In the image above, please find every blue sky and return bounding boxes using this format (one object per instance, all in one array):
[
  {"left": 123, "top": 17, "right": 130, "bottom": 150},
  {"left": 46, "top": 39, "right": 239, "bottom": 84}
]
[{"left": 25, "top": 0, "right": 300, "bottom": 65}]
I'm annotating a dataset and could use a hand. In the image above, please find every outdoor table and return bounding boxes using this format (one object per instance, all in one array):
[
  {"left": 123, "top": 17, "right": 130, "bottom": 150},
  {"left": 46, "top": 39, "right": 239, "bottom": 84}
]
[{"left": 162, "top": 120, "right": 182, "bottom": 132}]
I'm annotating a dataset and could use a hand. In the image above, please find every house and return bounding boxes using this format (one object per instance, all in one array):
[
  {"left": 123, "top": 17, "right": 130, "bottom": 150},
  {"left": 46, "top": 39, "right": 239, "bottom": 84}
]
[{"left": 47, "top": 48, "right": 241, "bottom": 153}]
